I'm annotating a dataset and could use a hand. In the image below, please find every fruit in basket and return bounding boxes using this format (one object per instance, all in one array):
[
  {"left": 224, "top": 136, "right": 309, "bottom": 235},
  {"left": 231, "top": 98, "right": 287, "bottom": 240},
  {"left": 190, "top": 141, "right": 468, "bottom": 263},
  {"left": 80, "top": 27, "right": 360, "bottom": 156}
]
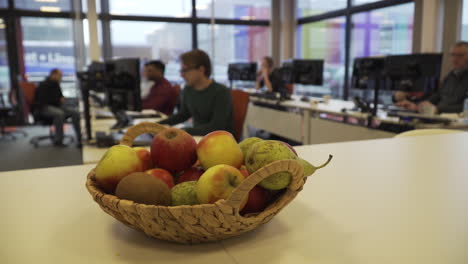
[
  {"left": 298, "top": 156, "right": 333, "bottom": 177},
  {"left": 145, "top": 168, "right": 175, "bottom": 189},
  {"left": 171, "top": 181, "right": 199, "bottom": 206},
  {"left": 241, "top": 186, "right": 271, "bottom": 215},
  {"left": 177, "top": 166, "right": 204, "bottom": 184},
  {"left": 95, "top": 145, "right": 144, "bottom": 193},
  {"left": 281, "top": 142, "right": 298, "bottom": 156},
  {"left": 197, "top": 131, "right": 243, "bottom": 169},
  {"left": 115, "top": 172, "right": 171, "bottom": 205},
  {"left": 245, "top": 140, "right": 297, "bottom": 190},
  {"left": 239, "top": 166, "right": 249, "bottom": 177},
  {"left": 151, "top": 128, "right": 197, "bottom": 173},
  {"left": 239, "top": 137, "right": 263, "bottom": 158},
  {"left": 133, "top": 147, "right": 153, "bottom": 171},
  {"left": 196, "top": 164, "right": 246, "bottom": 205}
]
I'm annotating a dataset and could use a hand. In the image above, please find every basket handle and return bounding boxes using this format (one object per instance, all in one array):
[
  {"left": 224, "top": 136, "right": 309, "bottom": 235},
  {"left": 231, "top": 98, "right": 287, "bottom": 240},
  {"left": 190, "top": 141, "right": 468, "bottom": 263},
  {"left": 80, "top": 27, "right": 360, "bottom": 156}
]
[
  {"left": 119, "top": 122, "right": 167, "bottom": 147},
  {"left": 226, "top": 159, "right": 304, "bottom": 213}
]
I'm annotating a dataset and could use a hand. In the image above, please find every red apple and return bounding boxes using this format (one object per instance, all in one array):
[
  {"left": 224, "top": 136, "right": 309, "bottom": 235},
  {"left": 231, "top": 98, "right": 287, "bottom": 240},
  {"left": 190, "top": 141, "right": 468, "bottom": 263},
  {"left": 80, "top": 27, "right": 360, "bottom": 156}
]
[
  {"left": 196, "top": 164, "right": 246, "bottom": 206},
  {"left": 240, "top": 186, "right": 271, "bottom": 215},
  {"left": 197, "top": 130, "right": 243, "bottom": 170},
  {"left": 177, "top": 166, "right": 204, "bottom": 184},
  {"left": 133, "top": 147, "right": 153, "bottom": 171},
  {"left": 151, "top": 128, "right": 197, "bottom": 173},
  {"left": 239, "top": 166, "right": 249, "bottom": 178},
  {"left": 145, "top": 168, "right": 175, "bottom": 189}
]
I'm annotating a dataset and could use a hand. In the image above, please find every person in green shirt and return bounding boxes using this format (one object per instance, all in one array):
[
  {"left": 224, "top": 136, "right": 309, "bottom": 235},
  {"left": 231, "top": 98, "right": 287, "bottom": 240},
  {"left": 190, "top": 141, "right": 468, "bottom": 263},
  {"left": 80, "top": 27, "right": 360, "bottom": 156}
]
[{"left": 159, "top": 49, "right": 234, "bottom": 136}]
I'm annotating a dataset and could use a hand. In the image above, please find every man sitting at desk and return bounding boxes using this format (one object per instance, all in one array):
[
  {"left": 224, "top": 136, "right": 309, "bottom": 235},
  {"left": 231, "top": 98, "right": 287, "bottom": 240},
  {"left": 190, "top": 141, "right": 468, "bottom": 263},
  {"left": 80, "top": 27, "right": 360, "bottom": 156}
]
[
  {"left": 255, "top": 56, "right": 286, "bottom": 94},
  {"left": 34, "top": 68, "right": 81, "bottom": 147},
  {"left": 158, "top": 49, "right": 234, "bottom": 136},
  {"left": 141, "top": 60, "right": 178, "bottom": 116},
  {"left": 396, "top": 41, "right": 468, "bottom": 114}
]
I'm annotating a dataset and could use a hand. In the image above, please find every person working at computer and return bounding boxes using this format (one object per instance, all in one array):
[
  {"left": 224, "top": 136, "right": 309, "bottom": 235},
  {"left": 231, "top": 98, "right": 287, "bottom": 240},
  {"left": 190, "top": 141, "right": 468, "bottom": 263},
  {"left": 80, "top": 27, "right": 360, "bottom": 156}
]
[
  {"left": 158, "top": 49, "right": 234, "bottom": 136},
  {"left": 396, "top": 41, "right": 468, "bottom": 114},
  {"left": 255, "top": 56, "right": 285, "bottom": 94},
  {"left": 141, "top": 60, "right": 178, "bottom": 116},
  {"left": 34, "top": 68, "right": 81, "bottom": 147}
]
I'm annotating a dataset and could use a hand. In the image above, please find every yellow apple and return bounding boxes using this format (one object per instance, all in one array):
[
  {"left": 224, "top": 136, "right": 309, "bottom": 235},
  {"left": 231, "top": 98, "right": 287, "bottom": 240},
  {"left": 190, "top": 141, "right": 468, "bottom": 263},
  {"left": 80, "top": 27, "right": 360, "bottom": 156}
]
[
  {"left": 95, "top": 145, "right": 144, "bottom": 193},
  {"left": 196, "top": 164, "right": 246, "bottom": 206},
  {"left": 197, "top": 131, "right": 243, "bottom": 170}
]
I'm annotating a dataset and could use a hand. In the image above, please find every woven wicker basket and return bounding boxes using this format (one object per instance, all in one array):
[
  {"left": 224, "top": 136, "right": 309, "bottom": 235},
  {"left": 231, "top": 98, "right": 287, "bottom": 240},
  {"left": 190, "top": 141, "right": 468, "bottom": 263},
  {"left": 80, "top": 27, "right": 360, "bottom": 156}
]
[{"left": 86, "top": 122, "right": 305, "bottom": 244}]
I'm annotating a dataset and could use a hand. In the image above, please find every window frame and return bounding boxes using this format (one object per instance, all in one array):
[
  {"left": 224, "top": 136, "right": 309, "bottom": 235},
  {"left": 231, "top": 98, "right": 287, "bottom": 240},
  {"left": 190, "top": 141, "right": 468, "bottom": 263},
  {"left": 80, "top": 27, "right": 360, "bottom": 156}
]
[{"left": 297, "top": 0, "right": 413, "bottom": 100}]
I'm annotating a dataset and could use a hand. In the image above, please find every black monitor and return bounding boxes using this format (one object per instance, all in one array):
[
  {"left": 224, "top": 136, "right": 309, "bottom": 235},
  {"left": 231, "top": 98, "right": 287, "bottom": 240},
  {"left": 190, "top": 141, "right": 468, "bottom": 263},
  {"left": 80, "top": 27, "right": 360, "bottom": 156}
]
[
  {"left": 104, "top": 58, "right": 141, "bottom": 113},
  {"left": 227, "top": 63, "right": 257, "bottom": 81},
  {"left": 384, "top": 53, "right": 442, "bottom": 93},
  {"left": 351, "top": 57, "right": 386, "bottom": 89},
  {"left": 281, "top": 59, "right": 324, "bottom": 85}
]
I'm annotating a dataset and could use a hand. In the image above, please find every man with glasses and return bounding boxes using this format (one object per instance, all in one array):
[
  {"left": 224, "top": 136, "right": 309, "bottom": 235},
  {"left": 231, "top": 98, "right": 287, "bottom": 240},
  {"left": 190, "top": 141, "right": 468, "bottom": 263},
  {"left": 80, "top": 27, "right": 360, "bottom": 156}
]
[
  {"left": 158, "top": 49, "right": 234, "bottom": 136},
  {"left": 397, "top": 41, "right": 468, "bottom": 114}
]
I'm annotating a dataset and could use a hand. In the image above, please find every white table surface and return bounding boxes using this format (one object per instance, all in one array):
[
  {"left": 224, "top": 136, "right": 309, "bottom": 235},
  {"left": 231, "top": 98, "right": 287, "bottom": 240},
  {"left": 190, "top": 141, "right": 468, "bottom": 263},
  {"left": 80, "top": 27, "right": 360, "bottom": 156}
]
[{"left": 2, "top": 133, "right": 468, "bottom": 263}]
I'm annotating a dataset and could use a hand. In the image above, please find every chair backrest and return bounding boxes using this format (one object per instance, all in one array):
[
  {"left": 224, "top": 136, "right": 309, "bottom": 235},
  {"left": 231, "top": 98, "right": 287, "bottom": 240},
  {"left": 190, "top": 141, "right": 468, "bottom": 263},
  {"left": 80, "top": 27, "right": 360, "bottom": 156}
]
[
  {"left": 231, "top": 89, "right": 250, "bottom": 141},
  {"left": 19, "top": 81, "right": 37, "bottom": 120},
  {"left": 394, "top": 128, "right": 464, "bottom": 138}
]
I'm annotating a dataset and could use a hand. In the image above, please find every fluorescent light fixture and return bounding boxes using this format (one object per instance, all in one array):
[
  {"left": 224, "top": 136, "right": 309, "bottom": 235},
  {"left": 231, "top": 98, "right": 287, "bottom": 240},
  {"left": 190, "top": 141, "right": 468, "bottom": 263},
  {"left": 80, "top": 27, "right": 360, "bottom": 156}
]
[
  {"left": 240, "top": 16, "right": 256, "bottom": 20},
  {"left": 35, "top": 0, "right": 58, "bottom": 2},
  {"left": 196, "top": 4, "right": 208, "bottom": 10},
  {"left": 40, "top": 6, "right": 61, "bottom": 12}
]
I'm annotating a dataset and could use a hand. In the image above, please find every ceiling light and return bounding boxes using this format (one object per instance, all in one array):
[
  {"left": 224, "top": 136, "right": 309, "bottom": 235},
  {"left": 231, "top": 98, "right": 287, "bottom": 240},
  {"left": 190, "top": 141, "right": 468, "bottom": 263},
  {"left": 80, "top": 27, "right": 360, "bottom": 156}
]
[{"left": 40, "top": 6, "right": 61, "bottom": 12}]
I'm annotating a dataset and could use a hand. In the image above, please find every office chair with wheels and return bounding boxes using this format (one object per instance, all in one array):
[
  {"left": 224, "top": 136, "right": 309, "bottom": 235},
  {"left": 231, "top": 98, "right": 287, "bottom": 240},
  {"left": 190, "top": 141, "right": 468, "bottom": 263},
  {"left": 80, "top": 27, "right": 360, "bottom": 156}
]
[
  {"left": 0, "top": 92, "right": 27, "bottom": 140},
  {"left": 21, "top": 81, "right": 74, "bottom": 147},
  {"left": 29, "top": 107, "right": 75, "bottom": 147},
  {"left": 231, "top": 89, "right": 250, "bottom": 141}
]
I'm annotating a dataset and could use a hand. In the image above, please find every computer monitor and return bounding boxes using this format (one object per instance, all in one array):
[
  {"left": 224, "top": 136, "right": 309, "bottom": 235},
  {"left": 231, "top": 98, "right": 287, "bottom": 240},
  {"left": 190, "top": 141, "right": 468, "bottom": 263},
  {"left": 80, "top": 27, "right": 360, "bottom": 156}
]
[
  {"left": 384, "top": 53, "right": 442, "bottom": 93},
  {"left": 351, "top": 57, "right": 386, "bottom": 90},
  {"left": 227, "top": 63, "right": 257, "bottom": 81},
  {"left": 281, "top": 59, "right": 324, "bottom": 85},
  {"left": 104, "top": 58, "right": 142, "bottom": 113}
]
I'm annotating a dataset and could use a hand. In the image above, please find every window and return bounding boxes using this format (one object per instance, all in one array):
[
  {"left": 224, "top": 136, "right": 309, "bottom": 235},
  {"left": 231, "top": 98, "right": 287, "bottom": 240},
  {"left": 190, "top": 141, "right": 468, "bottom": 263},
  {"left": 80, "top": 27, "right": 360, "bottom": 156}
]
[
  {"left": 109, "top": 0, "right": 191, "bottom": 17},
  {"left": 462, "top": 0, "right": 468, "bottom": 40},
  {"left": 297, "top": 0, "right": 347, "bottom": 18},
  {"left": 0, "top": 0, "right": 7, "bottom": 8},
  {"left": 111, "top": 21, "right": 192, "bottom": 83},
  {"left": 21, "top": 17, "right": 77, "bottom": 97},
  {"left": 14, "top": 0, "right": 72, "bottom": 12},
  {"left": 198, "top": 24, "right": 270, "bottom": 84},
  {"left": 296, "top": 17, "right": 346, "bottom": 97},
  {"left": 196, "top": 0, "right": 270, "bottom": 20},
  {"left": 352, "top": 0, "right": 380, "bottom": 5},
  {"left": 0, "top": 18, "right": 10, "bottom": 94},
  {"left": 350, "top": 3, "right": 414, "bottom": 102}
]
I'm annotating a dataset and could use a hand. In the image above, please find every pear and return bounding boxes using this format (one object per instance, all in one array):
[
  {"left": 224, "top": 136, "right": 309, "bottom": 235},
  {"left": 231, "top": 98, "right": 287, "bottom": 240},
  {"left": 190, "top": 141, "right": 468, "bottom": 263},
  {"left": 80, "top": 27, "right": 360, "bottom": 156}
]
[
  {"left": 239, "top": 137, "right": 263, "bottom": 159},
  {"left": 115, "top": 172, "right": 171, "bottom": 206},
  {"left": 245, "top": 140, "right": 297, "bottom": 190},
  {"left": 171, "top": 181, "right": 199, "bottom": 206},
  {"left": 297, "top": 155, "right": 333, "bottom": 177}
]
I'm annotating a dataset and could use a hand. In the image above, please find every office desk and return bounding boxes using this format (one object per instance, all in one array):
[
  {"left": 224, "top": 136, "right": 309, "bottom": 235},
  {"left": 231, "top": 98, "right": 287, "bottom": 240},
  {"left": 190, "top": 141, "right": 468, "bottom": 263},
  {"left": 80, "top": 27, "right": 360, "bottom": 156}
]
[
  {"left": 246, "top": 96, "right": 395, "bottom": 144},
  {"left": 246, "top": 95, "right": 468, "bottom": 144},
  {"left": 2, "top": 133, "right": 468, "bottom": 263}
]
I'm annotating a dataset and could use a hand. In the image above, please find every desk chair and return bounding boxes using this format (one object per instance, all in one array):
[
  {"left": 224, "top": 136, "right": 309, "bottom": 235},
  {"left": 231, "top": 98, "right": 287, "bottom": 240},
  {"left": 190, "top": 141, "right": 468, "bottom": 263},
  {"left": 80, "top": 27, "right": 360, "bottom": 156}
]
[
  {"left": 20, "top": 81, "right": 74, "bottom": 147},
  {"left": 0, "top": 92, "right": 27, "bottom": 140},
  {"left": 231, "top": 89, "right": 250, "bottom": 141},
  {"left": 394, "top": 128, "right": 464, "bottom": 138}
]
